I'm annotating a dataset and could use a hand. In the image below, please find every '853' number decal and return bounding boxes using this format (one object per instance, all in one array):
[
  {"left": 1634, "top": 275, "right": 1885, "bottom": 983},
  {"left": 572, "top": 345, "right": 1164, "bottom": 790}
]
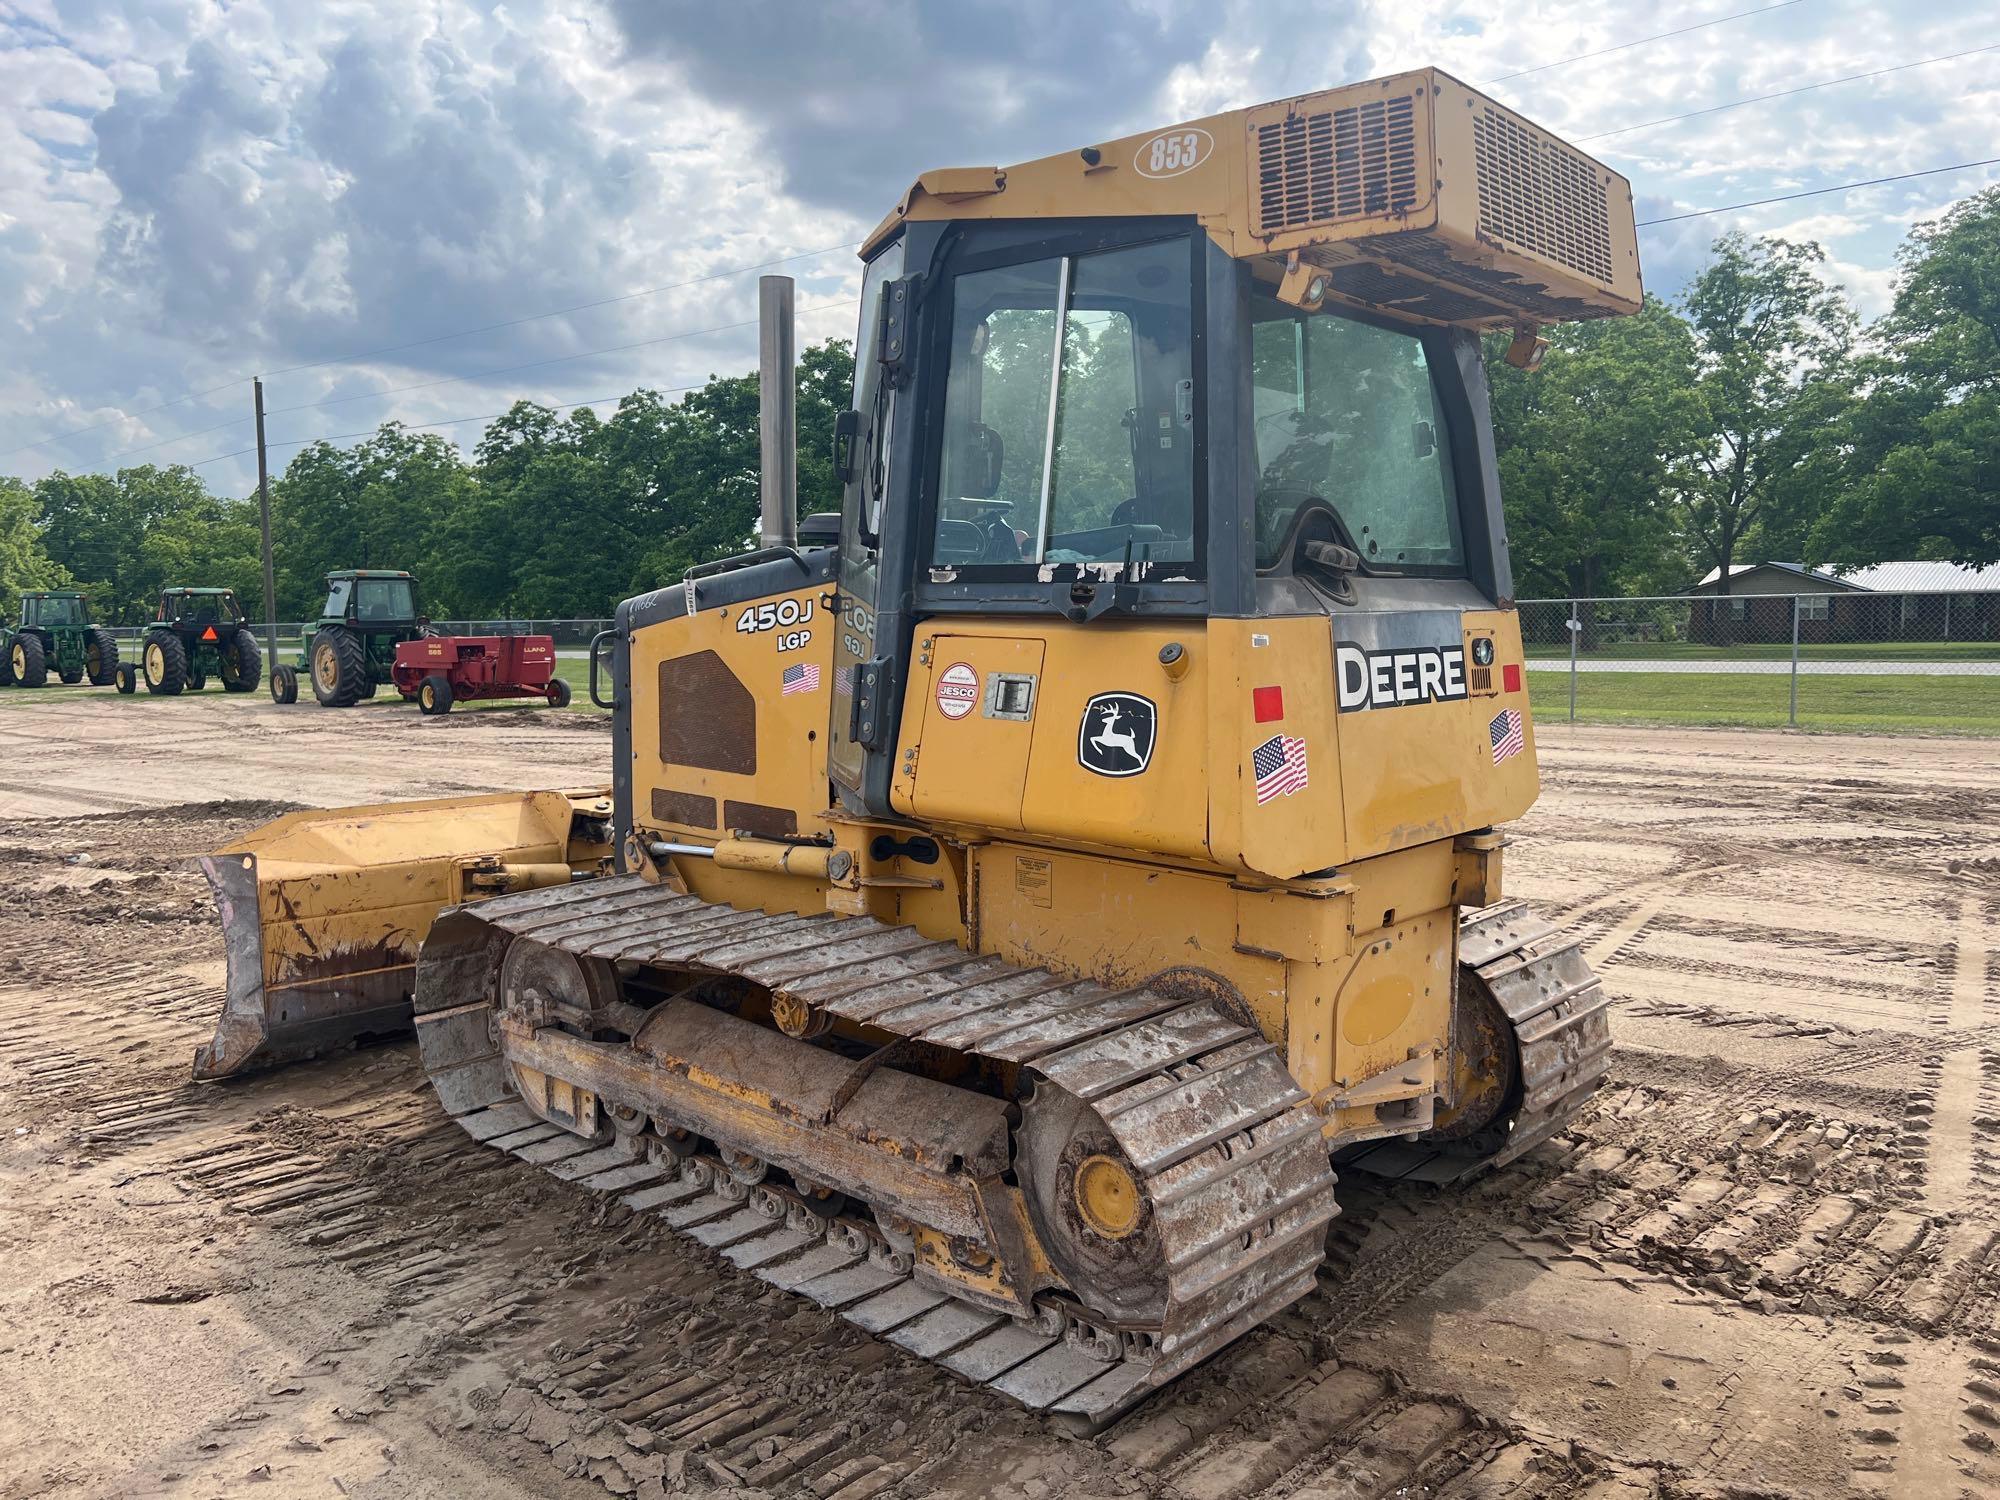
[
  {"left": 735, "top": 596, "right": 815, "bottom": 652},
  {"left": 1135, "top": 127, "right": 1212, "bottom": 178}
]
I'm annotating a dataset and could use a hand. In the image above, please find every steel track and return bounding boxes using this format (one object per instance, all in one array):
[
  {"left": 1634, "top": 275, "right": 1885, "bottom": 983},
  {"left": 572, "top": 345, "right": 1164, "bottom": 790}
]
[{"left": 412, "top": 876, "right": 1341, "bottom": 1427}]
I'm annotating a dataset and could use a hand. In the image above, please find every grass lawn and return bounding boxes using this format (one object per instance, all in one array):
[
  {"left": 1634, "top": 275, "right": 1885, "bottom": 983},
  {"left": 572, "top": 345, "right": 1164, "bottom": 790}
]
[
  {"left": 14, "top": 659, "right": 1995, "bottom": 736},
  {"left": 1527, "top": 666, "right": 2000, "bottom": 735},
  {"left": 0, "top": 658, "right": 607, "bottom": 715},
  {"left": 1523, "top": 639, "right": 2000, "bottom": 662}
]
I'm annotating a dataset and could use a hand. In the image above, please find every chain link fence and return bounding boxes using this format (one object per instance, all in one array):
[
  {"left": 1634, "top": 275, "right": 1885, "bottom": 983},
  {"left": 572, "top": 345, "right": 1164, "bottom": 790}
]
[
  {"left": 107, "top": 618, "right": 615, "bottom": 653},
  {"left": 1518, "top": 591, "right": 2000, "bottom": 736},
  {"left": 97, "top": 598, "right": 2000, "bottom": 735}
]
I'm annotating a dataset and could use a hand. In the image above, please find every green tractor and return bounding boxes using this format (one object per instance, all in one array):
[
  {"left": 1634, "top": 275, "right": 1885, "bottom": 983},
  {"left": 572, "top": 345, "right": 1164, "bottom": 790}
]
[
  {"left": 1, "top": 590, "right": 120, "bottom": 689},
  {"left": 271, "top": 570, "right": 427, "bottom": 708},
  {"left": 116, "top": 587, "right": 263, "bottom": 696}
]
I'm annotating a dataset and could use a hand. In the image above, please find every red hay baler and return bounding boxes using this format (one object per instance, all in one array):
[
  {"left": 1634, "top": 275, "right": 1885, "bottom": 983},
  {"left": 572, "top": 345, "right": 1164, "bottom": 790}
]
[{"left": 391, "top": 634, "right": 572, "bottom": 715}]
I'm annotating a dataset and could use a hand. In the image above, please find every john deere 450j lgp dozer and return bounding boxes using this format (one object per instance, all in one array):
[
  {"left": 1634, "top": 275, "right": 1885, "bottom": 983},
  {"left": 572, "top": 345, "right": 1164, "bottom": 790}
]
[{"left": 199, "top": 70, "right": 1636, "bottom": 1422}]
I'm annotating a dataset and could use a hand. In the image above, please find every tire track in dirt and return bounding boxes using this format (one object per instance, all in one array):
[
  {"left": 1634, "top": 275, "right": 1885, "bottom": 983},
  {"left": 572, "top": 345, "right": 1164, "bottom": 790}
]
[{"left": 8, "top": 705, "right": 2000, "bottom": 1496}]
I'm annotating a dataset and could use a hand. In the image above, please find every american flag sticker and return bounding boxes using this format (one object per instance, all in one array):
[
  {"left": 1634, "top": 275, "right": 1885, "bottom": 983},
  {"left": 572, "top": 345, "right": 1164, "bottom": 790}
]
[
  {"left": 782, "top": 661, "right": 821, "bottom": 696},
  {"left": 1251, "top": 734, "right": 1308, "bottom": 804},
  {"left": 1489, "top": 708, "right": 1525, "bottom": 765}
]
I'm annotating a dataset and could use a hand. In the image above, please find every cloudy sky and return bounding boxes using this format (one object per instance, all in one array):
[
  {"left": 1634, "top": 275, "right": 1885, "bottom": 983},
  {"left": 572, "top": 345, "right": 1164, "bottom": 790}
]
[{"left": 2, "top": 0, "right": 1995, "bottom": 496}]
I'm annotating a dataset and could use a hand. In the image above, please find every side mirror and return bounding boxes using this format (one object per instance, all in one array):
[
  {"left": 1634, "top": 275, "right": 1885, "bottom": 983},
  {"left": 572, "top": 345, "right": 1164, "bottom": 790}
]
[
  {"left": 1411, "top": 420, "right": 1437, "bottom": 460},
  {"left": 961, "top": 423, "right": 1004, "bottom": 500},
  {"left": 833, "top": 409, "right": 861, "bottom": 484}
]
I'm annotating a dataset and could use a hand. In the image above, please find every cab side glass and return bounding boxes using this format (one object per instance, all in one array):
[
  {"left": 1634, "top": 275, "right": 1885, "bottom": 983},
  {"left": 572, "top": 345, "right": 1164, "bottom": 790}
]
[{"left": 1249, "top": 294, "right": 1465, "bottom": 573}]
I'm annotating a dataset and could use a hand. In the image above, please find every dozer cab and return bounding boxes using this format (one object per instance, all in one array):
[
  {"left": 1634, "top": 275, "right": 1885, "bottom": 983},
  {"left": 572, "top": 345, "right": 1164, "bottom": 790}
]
[
  {"left": 269, "top": 569, "right": 427, "bottom": 706},
  {"left": 120, "top": 586, "right": 262, "bottom": 695},
  {"left": 2, "top": 590, "right": 119, "bottom": 689},
  {"left": 200, "top": 69, "right": 1635, "bottom": 1423}
]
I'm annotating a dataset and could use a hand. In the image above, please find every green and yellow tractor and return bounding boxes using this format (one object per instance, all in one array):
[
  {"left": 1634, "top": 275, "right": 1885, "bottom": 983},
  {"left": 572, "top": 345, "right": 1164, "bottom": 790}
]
[
  {"left": 270, "top": 570, "right": 427, "bottom": 707},
  {"left": 1, "top": 590, "right": 119, "bottom": 689},
  {"left": 117, "top": 587, "right": 263, "bottom": 695}
]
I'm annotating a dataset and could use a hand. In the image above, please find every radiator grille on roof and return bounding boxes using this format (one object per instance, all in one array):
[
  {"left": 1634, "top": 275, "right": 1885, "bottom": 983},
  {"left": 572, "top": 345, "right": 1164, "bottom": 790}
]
[
  {"left": 1256, "top": 93, "right": 1419, "bottom": 232},
  {"left": 1471, "top": 106, "right": 1614, "bottom": 285}
]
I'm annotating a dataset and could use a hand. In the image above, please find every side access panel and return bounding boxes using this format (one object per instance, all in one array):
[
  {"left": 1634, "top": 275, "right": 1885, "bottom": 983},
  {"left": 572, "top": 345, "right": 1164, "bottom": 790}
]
[{"left": 628, "top": 578, "right": 834, "bottom": 846}]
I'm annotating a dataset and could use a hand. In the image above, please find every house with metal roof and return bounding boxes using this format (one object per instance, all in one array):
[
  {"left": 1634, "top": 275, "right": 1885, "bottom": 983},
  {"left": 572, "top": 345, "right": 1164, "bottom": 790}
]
[{"left": 1686, "top": 561, "right": 1999, "bottom": 644}]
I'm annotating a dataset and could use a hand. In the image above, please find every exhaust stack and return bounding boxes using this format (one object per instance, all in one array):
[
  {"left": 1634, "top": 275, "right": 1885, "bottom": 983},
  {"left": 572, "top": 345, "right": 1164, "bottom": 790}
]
[{"left": 758, "top": 274, "right": 798, "bottom": 549}]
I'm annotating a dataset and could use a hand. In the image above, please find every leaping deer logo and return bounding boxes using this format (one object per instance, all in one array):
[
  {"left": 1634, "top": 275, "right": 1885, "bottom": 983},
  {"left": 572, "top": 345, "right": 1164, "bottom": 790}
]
[
  {"left": 1079, "top": 694, "right": 1155, "bottom": 777},
  {"left": 1088, "top": 704, "right": 1142, "bottom": 767}
]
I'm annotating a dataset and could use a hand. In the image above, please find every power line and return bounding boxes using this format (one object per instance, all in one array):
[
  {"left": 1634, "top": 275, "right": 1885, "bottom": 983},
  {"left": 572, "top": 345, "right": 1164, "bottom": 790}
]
[
  {"left": 181, "top": 291, "right": 859, "bottom": 470},
  {"left": 1581, "top": 43, "right": 2000, "bottom": 143},
  {"left": 262, "top": 301, "right": 857, "bottom": 417},
  {"left": 5, "top": 240, "right": 861, "bottom": 462},
  {"left": 1637, "top": 157, "right": 2000, "bottom": 225},
  {"left": 183, "top": 389, "right": 682, "bottom": 470},
  {"left": 0, "top": 6, "right": 1817, "bottom": 465},
  {"left": 1486, "top": 0, "right": 1809, "bottom": 84},
  {"left": 0, "top": 377, "right": 247, "bottom": 462},
  {"left": 260, "top": 241, "right": 861, "bottom": 379},
  {"left": 219, "top": 162, "right": 2000, "bottom": 471},
  {"left": 96, "top": 297, "right": 860, "bottom": 466}
]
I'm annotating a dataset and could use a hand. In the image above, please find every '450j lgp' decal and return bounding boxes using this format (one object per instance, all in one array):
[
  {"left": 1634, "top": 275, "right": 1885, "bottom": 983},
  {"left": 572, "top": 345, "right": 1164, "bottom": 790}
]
[{"left": 735, "top": 597, "right": 814, "bottom": 653}]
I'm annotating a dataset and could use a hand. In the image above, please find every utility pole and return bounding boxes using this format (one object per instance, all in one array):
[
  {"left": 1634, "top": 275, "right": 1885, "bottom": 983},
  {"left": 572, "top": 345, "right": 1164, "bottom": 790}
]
[{"left": 254, "top": 378, "right": 278, "bottom": 676}]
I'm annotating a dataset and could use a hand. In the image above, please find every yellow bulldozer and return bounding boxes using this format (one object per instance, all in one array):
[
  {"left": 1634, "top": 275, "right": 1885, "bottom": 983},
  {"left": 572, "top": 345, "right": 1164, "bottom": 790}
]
[{"left": 198, "top": 68, "right": 1633, "bottom": 1425}]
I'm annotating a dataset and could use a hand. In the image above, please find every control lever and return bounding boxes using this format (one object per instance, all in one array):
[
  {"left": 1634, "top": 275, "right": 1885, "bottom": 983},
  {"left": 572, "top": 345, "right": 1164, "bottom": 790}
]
[
  {"left": 1301, "top": 539, "right": 1359, "bottom": 604},
  {"left": 1303, "top": 540, "right": 1359, "bottom": 573}
]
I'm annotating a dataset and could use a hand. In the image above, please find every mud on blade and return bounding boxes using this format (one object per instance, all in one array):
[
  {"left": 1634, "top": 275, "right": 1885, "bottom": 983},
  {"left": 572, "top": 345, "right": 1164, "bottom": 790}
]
[{"left": 197, "top": 788, "right": 612, "bottom": 1079}]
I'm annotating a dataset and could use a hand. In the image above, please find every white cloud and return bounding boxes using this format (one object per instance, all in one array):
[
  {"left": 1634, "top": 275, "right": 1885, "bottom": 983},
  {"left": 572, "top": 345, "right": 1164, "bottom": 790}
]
[{"left": 2, "top": 0, "right": 1995, "bottom": 493}]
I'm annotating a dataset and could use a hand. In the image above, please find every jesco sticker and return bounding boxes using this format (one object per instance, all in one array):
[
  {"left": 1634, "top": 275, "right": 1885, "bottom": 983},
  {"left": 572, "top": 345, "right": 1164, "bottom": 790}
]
[
  {"left": 935, "top": 662, "right": 979, "bottom": 721},
  {"left": 1336, "top": 642, "right": 1468, "bottom": 712}
]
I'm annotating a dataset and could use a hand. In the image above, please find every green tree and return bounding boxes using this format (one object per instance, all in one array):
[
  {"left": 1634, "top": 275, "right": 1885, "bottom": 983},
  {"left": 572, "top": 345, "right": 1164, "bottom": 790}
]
[
  {"left": 1490, "top": 295, "right": 1703, "bottom": 602},
  {"left": 134, "top": 495, "right": 264, "bottom": 617},
  {"left": 796, "top": 339, "right": 854, "bottom": 528},
  {"left": 34, "top": 464, "right": 247, "bottom": 621},
  {"left": 1811, "top": 188, "right": 2000, "bottom": 566},
  {"left": 12, "top": 335, "right": 859, "bottom": 626},
  {"left": 1674, "top": 235, "right": 1858, "bottom": 616},
  {"left": 634, "top": 372, "right": 762, "bottom": 582},
  {"left": 271, "top": 427, "right": 474, "bottom": 616},
  {"left": 506, "top": 448, "right": 641, "bottom": 616},
  {"left": 0, "top": 476, "right": 71, "bottom": 620}
]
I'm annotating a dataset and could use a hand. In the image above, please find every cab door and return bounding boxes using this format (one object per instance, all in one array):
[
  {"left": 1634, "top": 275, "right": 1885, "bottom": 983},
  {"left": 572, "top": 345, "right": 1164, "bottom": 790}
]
[
  {"left": 897, "top": 633, "right": 1045, "bottom": 831},
  {"left": 826, "top": 242, "right": 907, "bottom": 803}
]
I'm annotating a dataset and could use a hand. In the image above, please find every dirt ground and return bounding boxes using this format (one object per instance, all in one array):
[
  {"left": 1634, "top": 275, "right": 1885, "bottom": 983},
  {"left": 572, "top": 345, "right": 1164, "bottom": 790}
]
[{"left": 1, "top": 693, "right": 1996, "bottom": 1500}]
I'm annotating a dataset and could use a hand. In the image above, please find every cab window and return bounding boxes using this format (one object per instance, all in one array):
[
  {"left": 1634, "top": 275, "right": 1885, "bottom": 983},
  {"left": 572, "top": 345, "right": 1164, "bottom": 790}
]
[
  {"left": 324, "top": 580, "right": 354, "bottom": 617},
  {"left": 933, "top": 238, "right": 1194, "bottom": 568},
  {"left": 354, "top": 580, "right": 414, "bottom": 622},
  {"left": 1249, "top": 293, "right": 1464, "bottom": 572}
]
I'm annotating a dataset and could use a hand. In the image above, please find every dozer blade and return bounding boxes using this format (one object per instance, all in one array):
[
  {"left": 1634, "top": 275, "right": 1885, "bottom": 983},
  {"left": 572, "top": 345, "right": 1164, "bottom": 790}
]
[{"left": 196, "top": 788, "right": 613, "bottom": 1080}]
